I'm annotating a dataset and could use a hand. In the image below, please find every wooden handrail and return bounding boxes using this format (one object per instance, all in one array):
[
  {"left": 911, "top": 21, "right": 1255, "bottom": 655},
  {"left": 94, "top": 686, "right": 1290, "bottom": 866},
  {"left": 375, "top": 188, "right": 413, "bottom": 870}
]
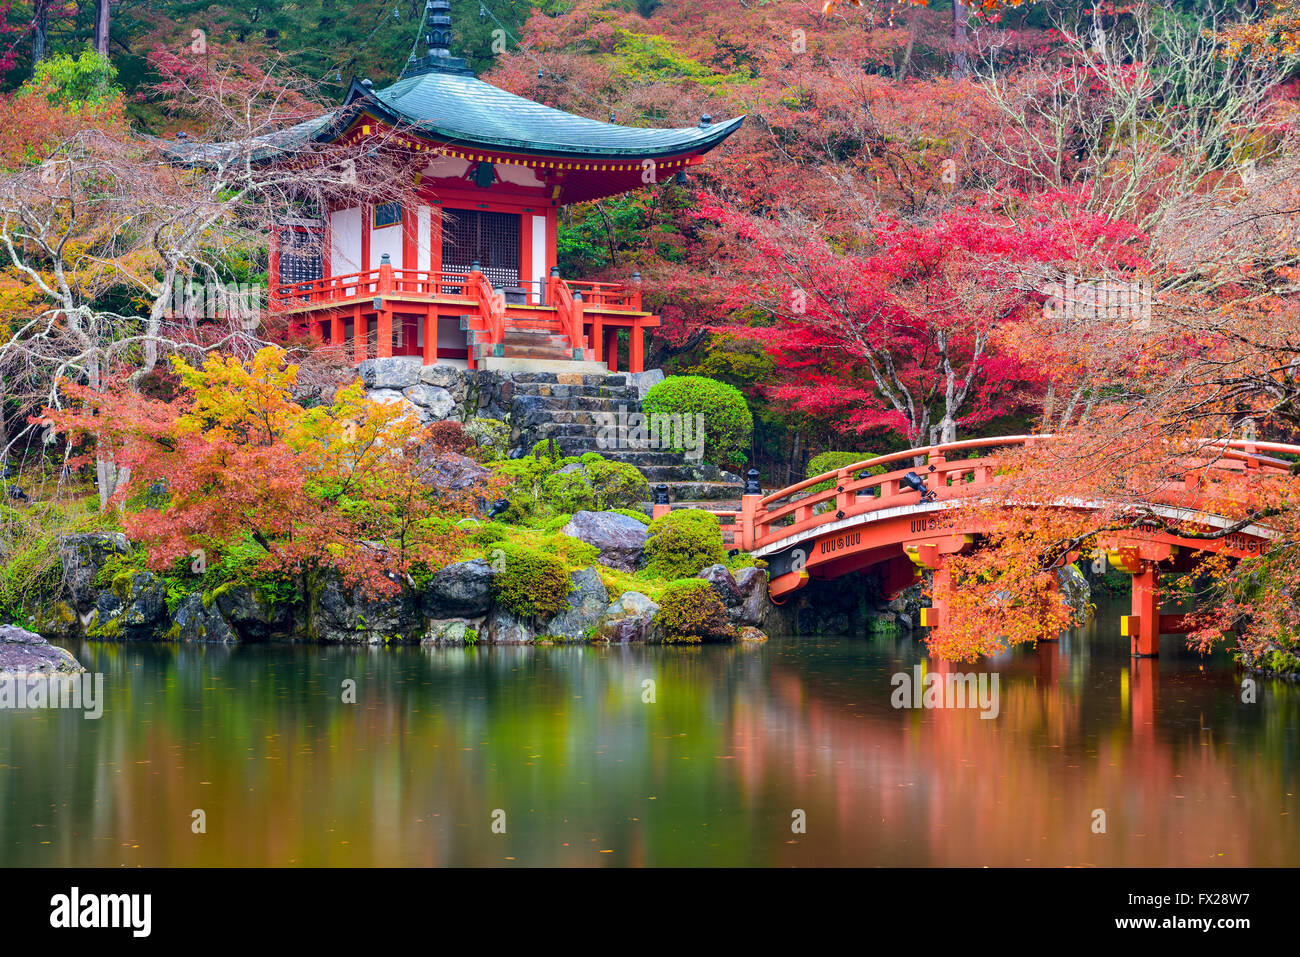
[{"left": 743, "top": 434, "right": 1300, "bottom": 553}]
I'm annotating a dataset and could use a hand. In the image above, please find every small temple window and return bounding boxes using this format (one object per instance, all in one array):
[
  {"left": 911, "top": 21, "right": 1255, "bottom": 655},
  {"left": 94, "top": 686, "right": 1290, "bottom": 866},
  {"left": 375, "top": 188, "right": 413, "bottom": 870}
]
[
  {"left": 373, "top": 202, "right": 402, "bottom": 229},
  {"left": 277, "top": 227, "right": 323, "bottom": 285}
]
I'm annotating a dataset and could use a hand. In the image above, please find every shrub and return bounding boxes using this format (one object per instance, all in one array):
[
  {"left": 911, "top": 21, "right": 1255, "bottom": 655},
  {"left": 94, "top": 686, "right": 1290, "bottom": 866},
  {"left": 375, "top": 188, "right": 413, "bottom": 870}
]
[
  {"left": 494, "top": 452, "right": 647, "bottom": 524},
  {"left": 653, "top": 578, "right": 735, "bottom": 642},
  {"left": 465, "top": 418, "right": 509, "bottom": 461},
  {"left": 806, "top": 451, "right": 886, "bottom": 495},
  {"left": 489, "top": 455, "right": 577, "bottom": 524},
  {"left": 643, "top": 509, "right": 727, "bottom": 579},
  {"left": 541, "top": 467, "right": 596, "bottom": 514},
  {"left": 489, "top": 542, "right": 574, "bottom": 618},
  {"left": 426, "top": 420, "right": 475, "bottom": 454},
  {"left": 581, "top": 454, "right": 649, "bottom": 510},
  {"left": 642, "top": 375, "right": 752, "bottom": 469}
]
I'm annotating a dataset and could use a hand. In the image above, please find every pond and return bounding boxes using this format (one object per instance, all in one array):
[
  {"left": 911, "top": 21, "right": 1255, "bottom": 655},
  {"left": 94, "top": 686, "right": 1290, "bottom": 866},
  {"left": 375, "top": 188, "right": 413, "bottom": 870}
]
[{"left": 2, "top": 599, "right": 1296, "bottom": 866}]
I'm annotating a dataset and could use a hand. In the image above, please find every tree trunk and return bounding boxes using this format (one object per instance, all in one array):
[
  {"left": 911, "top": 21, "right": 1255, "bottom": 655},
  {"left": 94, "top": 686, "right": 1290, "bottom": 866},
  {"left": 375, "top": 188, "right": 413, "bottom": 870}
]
[
  {"left": 94, "top": 0, "right": 111, "bottom": 56},
  {"left": 951, "top": 0, "right": 969, "bottom": 79},
  {"left": 32, "top": 2, "right": 49, "bottom": 71}
]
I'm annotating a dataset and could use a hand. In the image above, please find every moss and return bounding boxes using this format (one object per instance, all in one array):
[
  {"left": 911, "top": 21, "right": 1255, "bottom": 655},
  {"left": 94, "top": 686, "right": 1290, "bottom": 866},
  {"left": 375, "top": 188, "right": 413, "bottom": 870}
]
[
  {"left": 643, "top": 509, "right": 727, "bottom": 579},
  {"left": 87, "top": 613, "right": 122, "bottom": 639},
  {"left": 489, "top": 542, "right": 574, "bottom": 619},
  {"left": 609, "top": 507, "right": 651, "bottom": 525},
  {"left": 653, "top": 578, "right": 734, "bottom": 643},
  {"left": 581, "top": 455, "right": 649, "bottom": 510}
]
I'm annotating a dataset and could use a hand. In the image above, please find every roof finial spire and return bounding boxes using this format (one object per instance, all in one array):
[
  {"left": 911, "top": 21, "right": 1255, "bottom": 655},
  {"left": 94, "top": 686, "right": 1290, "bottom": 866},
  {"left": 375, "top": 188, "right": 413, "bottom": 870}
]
[
  {"left": 402, "top": 0, "right": 471, "bottom": 77},
  {"left": 426, "top": 0, "right": 453, "bottom": 60}
]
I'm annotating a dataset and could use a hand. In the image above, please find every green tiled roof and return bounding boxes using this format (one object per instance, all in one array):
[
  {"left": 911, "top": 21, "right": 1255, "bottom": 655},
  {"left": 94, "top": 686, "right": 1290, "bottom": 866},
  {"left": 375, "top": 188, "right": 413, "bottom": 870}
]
[
  {"left": 349, "top": 70, "right": 744, "bottom": 158},
  {"left": 163, "top": 65, "right": 742, "bottom": 165}
]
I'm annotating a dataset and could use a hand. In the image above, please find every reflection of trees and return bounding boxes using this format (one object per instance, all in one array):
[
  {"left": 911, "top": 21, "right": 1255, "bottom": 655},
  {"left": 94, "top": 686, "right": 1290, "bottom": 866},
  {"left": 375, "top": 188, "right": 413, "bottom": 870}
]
[{"left": 0, "top": 626, "right": 1296, "bottom": 866}]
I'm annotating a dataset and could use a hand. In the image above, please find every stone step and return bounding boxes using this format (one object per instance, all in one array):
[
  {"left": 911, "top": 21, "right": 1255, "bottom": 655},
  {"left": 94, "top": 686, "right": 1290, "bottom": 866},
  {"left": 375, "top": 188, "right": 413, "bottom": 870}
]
[
  {"left": 553, "top": 446, "right": 685, "bottom": 466},
  {"left": 474, "top": 343, "right": 582, "bottom": 361},
  {"left": 511, "top": 381, "right": 640, "bottom": 399},
  {"left": 477, "top": 356, "right": 611, "bottom": 375},
  {"left": 667, "top": 500, "right": 743, "bottom": 512},
  {"left": 654, "top": 481, "right": 746, "bottom": 502}
]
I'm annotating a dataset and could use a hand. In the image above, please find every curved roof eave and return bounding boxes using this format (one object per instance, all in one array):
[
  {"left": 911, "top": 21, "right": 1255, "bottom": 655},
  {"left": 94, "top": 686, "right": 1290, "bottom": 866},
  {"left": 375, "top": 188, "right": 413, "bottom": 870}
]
[{"left": 338, "top": 74, "right": 745, "bottom": 159}]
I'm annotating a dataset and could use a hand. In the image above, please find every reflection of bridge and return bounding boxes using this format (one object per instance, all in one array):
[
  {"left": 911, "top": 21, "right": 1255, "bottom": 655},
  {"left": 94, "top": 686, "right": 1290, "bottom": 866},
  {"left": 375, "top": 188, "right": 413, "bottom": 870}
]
[{"left": 654, "top": 435, "right": 1300, "bottom": 657}]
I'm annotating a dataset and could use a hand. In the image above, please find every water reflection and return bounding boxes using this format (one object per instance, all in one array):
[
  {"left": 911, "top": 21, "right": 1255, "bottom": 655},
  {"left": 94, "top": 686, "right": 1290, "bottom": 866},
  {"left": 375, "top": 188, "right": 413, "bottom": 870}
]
[{"left": 0, "top": 600, "right": 1295, "bottom": 866}]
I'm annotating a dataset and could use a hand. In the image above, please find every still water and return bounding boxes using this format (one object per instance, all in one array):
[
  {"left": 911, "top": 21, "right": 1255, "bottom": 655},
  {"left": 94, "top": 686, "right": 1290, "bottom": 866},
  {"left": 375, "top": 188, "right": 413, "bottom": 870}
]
[{"left": 2, "top": 600, "right": 1297, "bottom": 867}]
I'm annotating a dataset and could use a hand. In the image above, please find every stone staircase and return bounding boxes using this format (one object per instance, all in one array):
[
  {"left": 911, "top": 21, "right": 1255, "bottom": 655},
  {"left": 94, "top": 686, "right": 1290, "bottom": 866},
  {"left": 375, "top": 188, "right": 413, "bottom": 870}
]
[
  {"left": 464, "top": 315, "right": 585, "bottom": 362},
  {"left": 506, "top": 372, "right": 743, "bottom": 504}
]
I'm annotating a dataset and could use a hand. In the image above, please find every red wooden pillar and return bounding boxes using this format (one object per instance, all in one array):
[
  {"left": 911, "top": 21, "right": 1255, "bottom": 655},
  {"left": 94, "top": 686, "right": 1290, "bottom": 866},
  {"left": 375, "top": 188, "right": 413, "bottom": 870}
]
[
  {"left": 331, "top": 312, "right": 345, "bottom": 353},
  {"left": 376, "top": 260, "right": 394, "bottom": 358},
  {"left": 739, "top": 491, "right": 761, "bottom": 552},
  {"left": 629, "top": 323, "right": 645, "bottom": 373},
  {"left": 920, "top": 559, "right": 949, "bottom": 631},
  {"left": 1124, "top": 561, "right": 1161, "bottom": 657},
  {"left": 354, "top": 304, "right": 367, "bottom": 363},
  {"left": 422, "top": 304, "right": 437, "bottom": 365},
  {"left": 605, "top": 329, "right": 618, "bottom": 372}
]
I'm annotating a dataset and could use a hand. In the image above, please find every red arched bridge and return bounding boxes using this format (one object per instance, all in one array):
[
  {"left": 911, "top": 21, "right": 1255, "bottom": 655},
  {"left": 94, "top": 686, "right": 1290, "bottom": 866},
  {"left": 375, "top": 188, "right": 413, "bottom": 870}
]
[{"left": 652, "top": 435, "right": 1300, "bottom": 658}]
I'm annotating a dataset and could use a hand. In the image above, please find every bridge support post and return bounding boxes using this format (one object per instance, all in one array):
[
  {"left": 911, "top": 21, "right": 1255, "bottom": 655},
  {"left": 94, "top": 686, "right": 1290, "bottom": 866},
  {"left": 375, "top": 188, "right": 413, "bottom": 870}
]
[
  {"left": 1124, "top": 561, "right": 1161, "bottom": 658},
  {"left": 919, "top": 559, "right": 948, "bottom": 631}
]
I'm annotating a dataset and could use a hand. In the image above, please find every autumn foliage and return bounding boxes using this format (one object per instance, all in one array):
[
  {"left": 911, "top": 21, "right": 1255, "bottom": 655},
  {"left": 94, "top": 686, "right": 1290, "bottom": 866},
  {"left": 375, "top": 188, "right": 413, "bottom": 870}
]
[{"left": 45, "top": 347, "right": 483, "bottom": 596}]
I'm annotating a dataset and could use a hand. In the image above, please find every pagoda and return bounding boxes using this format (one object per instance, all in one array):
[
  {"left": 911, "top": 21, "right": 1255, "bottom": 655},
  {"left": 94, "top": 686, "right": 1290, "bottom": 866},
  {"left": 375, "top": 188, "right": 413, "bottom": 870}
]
[{"left": 259, "top": 0, "right": 742, "bottom": 373}]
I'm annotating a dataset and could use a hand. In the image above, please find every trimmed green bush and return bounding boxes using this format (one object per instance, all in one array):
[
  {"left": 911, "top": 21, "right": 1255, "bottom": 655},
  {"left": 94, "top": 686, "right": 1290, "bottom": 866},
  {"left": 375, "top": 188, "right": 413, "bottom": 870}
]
[
  {"left": 643, "top": 509, "right": 727, "bottom": 579},
  {"left": 642, "top": 375, "right": 753, "bottom": 468},
  {"left": 489, "top": 542, "right": 574, "bottom": 618},
  {"left": 653, "top": 578, "right": 735, "bottom": 642},
  {"left": 609, "top": 507, "right": 651, "bottom": 525},
  {"left": 580, "top": 453, "right": 649, "bottom": 510}
]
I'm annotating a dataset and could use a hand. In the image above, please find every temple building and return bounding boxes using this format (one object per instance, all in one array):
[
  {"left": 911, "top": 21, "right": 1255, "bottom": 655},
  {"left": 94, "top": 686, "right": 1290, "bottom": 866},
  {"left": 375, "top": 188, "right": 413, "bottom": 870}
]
[{"left": 252, "top": 0, "right": 741, "bottom": 373}]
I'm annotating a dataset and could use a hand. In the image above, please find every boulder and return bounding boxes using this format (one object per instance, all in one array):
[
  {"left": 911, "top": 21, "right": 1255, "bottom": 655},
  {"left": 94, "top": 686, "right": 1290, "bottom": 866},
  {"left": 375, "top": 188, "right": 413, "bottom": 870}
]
[
  {"left": 423, "top": 559, "right": 494, "bottom": 618},
  {"left": 358, "top": 356, "right": 422, "bottom": 390},
  {"left": 404, "top": 384, "right": 456, "bottom": 421},
  {"left": 484, "top": 607, "right": 535, "bottom": 644},
  {"left": 732, "top": 566, "right": 771, "bottom": 627},
  {"left": 737, "top": 626, "right": 769, "bottom": 643},
  {"left": 541, "top": 567, "right": 609, "bottom": 639},
  {"left": 366, "top": 389, "right": 425, "bottom": 423},
  {"left": 212, "top": 584, "right": 294, "bottom": 642},
  {"left": 308, "top": 575, "right": 422, "bottom": 644},
  {"left": 700, "top": 564, "right": 771, "bottom": 627},
  {"left": 594, "top": 591, "right": 659, "bottom": 643},
  {"left": 57, "top": 532, "right": 130, "bottom": 613},
  {"left": 421, "top": 451, "right": 493, "bottom": 492},
  {"left": 88, "top": 570, "right": 169, "bottom": 639},
  {"left": 170, "top": 593, "right": 237, "bottom": 643},
  {"left": 626, "top": 368, "right": 665, "bottom": 401},
  {"left": 419, "top": 364, "right": 468, "bottom": 400},
  {"left": 561, "top": 510, "right": 648, "bottom": 571},
  {"left": 1056, "top": 563, "right": 1092, "bottom": 623},
  {"left": 0, "top": 624, "right": 85, "bottom": 675},
  {"left": 421, "top": 617, "right": 484, "bottom": 645}
]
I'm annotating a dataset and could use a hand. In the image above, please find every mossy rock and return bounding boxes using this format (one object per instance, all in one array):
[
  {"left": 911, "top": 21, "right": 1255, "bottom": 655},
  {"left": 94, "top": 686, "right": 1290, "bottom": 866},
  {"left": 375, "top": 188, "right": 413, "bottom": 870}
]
[
  {"left": 642, "top": 509, "right": 727, "bottom": 580},
  {"left": 489, "top": 542, "right": 574, "bottom": 619},
  {"left": 653, "top": 578, "right": 735, "bottom": 643}
]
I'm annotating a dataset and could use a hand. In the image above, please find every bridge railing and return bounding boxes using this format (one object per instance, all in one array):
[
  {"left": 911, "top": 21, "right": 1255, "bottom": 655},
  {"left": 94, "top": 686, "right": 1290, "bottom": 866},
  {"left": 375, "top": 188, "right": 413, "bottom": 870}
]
[
  {"left": 740, "top": 435, "right": 1300, "bottom": 552},
  {"left": 748, "top": 436, "right": 1043, "bottom": 551}
]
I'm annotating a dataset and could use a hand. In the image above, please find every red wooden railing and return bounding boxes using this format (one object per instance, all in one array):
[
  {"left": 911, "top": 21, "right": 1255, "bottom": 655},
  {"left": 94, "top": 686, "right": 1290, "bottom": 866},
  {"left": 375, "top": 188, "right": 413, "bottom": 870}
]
[
  {"left": 271, "top": 265, "right": 648, "bottom": 367},
  {"left": 467, "top": 269, "right": 506, "bottom": 345},
  {"left": 658, "top": 435, "right": 1300, "bottom": 554},
  {"left": 547, "top": 274, "right": 586, "bottom": 356}
]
